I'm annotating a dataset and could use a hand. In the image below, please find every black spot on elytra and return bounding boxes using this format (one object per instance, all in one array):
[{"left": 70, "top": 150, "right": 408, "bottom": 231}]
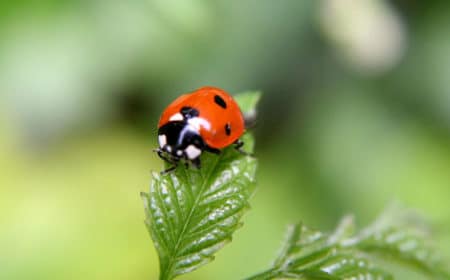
[
  {"left": 225, "top": 123, "right": 231, "bottom": 136},
  {"left": 180, "top": 106, "right": 199, "bottom": 119},
  {"left": 214, "top": 95, "right": 227, "bottom": 109}
]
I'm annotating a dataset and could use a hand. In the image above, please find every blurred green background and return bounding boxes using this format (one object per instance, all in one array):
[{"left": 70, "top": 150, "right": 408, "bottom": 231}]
[{"left": 1, "top": 0, "right": 449, "bottom": 279}]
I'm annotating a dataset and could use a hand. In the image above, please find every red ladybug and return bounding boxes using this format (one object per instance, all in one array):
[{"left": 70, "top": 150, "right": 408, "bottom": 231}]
[{"left": 156, "top": 86, "right": 246, "bottom": 172}]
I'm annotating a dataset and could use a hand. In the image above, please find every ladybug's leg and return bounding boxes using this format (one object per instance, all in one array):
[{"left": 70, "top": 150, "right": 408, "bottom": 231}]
[
  {"left": 161, "top": 155, "right": 181, "bottom": 174},
  {"left": 234, "top": 139, "right": 244, "bottom": 149},
  {"left": 154, "top": 148, "right": 179, "bottom": 174},
  {"left": 161, "top": 164, "right": 177, "bottom": 175},
  {"left": 233, "top": 139, "right": 252, "bottom": 156},
  {"left": 204, "top": 146, "right": 221, "bottom": 155},
  {"left": 154, "top": 148, "right": 172, "bottom": 163}
]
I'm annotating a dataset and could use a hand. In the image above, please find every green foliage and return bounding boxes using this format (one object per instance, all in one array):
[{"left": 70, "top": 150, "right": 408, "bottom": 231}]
[
  {"left": 141, "top": 92, "right": 260, "bottom": 280},
  {"left": 354, "top": 207, "right": 449, "bottom": 278},
  {"left": 245, "top": 207, "right": 450, "bottom": 280}
]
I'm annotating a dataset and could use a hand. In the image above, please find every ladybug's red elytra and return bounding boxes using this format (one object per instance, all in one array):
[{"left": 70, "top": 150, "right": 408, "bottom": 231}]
[{"left": 156, "top": 86, "right": 246, "bottom": 173}]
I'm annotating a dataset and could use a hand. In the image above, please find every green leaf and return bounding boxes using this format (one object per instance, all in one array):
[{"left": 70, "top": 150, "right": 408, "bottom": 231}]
[
  {"left": 352, "top": 206, "right": 450, "bottom": 279},
  {"left": 319, "top": 254, "right": 393, "bottom": 280},
  {"left": 142, "top": 92, "right": 260, "bottom": 280},
  {"left": 246, "top": 207, "right": 449, "bottom": 280},
  {"left": 234, "top": 91, "right": 262, "bottom": 115},
  {"left": 246, "top": 223, "right": 390, "bottom": 280}
]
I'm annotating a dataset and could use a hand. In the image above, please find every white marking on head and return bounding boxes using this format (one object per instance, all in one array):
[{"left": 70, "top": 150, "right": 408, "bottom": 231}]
[
  {"left": 187, "top": 117, "right": 211, "bottom": 131},
  {"left": 176, "top": 150, "right": 183, "bottom": 156},
  {"left": 158, "top": 134, "right": 167, "bottom": 148},
  {"left": 169, "top": 113, "right": 183, "bottom": 121},
  {"left": 185, "top": 145, "right": 202, "bottom": 159},
  {"left": 166, "top": 146, "right": 172, "bottom": 152}
]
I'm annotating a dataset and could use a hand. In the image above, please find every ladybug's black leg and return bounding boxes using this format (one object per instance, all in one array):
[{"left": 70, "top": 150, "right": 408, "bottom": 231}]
[
  {"left": 233, "top": 139, "right": 252, "bottom": 156},
  {"left": 234, "top": 139, "right": 244, "bottom": 149},
  {"left": 161, "top": 164, "right": 177, "bottom": 175},
  {"left": 154, "top": 148, "right": 179, "bottom": 174},
  {"left": 204, "top": 146, "right": 221, "bottom": 155},
  {"left": 154, "top": 148, "right": 172, "bottom": 163},
  {"left": 155, "top": 148, "right": 165, "bottom": 160},
  {"left": 161, "top": 155, "right": 181, "bottom": 174}
]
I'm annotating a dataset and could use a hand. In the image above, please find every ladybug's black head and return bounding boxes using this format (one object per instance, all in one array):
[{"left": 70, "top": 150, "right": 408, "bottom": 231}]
[{"left": 158, "top": 121, "right": 205, "bottom": 163}]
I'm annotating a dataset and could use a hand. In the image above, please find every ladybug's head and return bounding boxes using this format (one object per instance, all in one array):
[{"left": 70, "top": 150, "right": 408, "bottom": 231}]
[{"left": 157, "top": 121, "right": 205, "bottom": 163}]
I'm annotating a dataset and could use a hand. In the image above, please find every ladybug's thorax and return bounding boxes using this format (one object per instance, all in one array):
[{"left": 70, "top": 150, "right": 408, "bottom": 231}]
[{"left": 158, "top": 121, "right": 205, "bottom": 160}]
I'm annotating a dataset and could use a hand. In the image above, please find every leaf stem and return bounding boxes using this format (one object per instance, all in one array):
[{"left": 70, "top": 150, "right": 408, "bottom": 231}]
[
  {"left": 159, "top": 268, "right": 172, "bottom": 280},
  {"left": 244, "top": 268, "right": 281, "bottom": 280}
]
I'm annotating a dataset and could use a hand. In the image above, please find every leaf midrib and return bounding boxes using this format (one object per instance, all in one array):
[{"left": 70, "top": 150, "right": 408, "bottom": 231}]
[{"left": 163, "top": 153, "right": 225, "bottom": 279}]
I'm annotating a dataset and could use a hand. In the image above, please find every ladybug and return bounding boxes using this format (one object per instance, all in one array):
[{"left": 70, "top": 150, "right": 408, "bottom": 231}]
[{"left": 156, "top": 86, "right": 246, "bottom": 173}]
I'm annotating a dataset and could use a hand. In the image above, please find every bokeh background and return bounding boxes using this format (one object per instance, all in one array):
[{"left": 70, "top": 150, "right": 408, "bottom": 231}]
[{"left": 1, "top": 0, "right": 449, "bottom": 279}]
